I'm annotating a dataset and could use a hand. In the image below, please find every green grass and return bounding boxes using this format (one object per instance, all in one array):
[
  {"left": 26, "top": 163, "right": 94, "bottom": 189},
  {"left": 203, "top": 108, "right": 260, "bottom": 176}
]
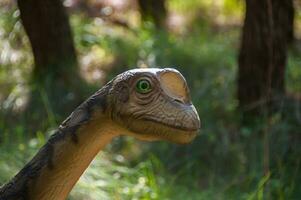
[{"left": 1, "top": 1, "right": 301, "bottom": 199}]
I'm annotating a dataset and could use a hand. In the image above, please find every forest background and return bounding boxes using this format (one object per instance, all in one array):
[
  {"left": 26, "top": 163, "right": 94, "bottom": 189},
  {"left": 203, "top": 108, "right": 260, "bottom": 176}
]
[{"left": 0, "top": 0, "right": 300, "bottom": 199}]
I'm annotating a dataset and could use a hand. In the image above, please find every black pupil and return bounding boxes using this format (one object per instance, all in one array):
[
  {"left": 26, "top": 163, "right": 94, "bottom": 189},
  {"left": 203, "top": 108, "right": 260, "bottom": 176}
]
[{"left": 141, "top": 81, "right": 148, "bottom": 90}]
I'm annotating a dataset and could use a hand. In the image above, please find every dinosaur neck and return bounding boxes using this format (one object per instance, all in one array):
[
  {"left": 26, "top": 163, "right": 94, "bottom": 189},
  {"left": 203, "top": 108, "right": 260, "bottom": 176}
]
[
  {"left": 0, "top": 84, "right": 124, "bottom": 200},
  {"left": 26, "top": 116, "right": 119, "bottom": 200}
]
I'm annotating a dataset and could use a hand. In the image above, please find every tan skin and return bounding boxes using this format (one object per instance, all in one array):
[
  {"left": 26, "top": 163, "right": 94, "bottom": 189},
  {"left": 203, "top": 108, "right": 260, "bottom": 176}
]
[{"left": 0, "top": 68, "right": 200, "bottom": 200}]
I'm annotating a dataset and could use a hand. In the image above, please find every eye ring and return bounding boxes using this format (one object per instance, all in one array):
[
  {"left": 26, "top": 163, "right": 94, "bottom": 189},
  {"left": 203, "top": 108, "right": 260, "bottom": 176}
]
[{"left": 136, "top": 79, "right": 152, "bottom": 94}]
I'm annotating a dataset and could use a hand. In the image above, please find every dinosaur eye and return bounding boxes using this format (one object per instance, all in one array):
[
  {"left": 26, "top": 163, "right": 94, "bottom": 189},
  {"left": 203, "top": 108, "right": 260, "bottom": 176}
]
[{"left": 136, "top": 79, "right": 152, "bottom": 94}]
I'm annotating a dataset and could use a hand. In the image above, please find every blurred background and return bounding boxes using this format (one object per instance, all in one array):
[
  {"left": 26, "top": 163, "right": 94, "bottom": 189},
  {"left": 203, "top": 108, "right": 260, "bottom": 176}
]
[{"left": 0, "top": 0, "right": 300, "bottom": 199}]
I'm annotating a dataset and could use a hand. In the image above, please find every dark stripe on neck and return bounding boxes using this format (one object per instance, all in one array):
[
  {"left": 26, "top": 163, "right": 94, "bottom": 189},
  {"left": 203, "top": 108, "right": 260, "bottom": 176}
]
[{"left": 0, "top": 81, "right": 113, "bottom": 200}]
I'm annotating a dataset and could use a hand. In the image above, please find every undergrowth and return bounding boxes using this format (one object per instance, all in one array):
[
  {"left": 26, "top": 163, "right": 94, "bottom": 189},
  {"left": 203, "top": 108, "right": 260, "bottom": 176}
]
[{"left": 1, "top": 1, "right": 301, "bottom": 199}]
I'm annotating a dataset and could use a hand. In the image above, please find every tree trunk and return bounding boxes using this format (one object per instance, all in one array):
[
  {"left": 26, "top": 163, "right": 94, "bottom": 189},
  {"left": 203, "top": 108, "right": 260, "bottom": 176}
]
[
  {"left": 17, "top": 0, "right": 78, "bottom": 81},
  {"left": 238, "top": 0, "right": 293, "bottom": 118},
  {"left": 286, "top": 0, "right": 295, "bottom": 44},
  {"left": 16, "top": 0, "right": 86, "bottom": 131},
  {"left": 138, "top": 0, "right": 167, "bottom": 28}
]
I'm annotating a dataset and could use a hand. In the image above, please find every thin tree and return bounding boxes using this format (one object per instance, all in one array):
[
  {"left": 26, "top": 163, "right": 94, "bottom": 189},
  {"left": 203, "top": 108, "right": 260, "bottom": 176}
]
[{"left": 138, "top": 0, "right": 167, "bottom": 28}]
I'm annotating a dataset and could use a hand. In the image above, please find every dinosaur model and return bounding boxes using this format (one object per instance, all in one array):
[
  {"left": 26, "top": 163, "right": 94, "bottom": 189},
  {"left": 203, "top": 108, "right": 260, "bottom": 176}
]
[{"left": 0, "top": 68, "right": 200, "bottom": 200}]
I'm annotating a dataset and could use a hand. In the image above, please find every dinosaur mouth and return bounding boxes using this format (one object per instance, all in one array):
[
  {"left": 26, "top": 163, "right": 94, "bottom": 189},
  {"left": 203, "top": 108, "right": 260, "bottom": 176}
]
[
  {"left": 140, "top": 118, "right": 199, "bottom": 144},
  {"left": 144, "top": 117, "right": 200, "bottom": 132},
  {"left": 123, "top": 117, "right": 199, "bottom": 144}
]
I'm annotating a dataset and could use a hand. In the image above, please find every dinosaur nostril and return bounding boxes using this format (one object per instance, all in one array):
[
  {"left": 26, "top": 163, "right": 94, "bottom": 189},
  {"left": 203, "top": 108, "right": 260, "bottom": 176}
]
[{"left": 174, "top": 98, "right": 185, "bottom": 104}]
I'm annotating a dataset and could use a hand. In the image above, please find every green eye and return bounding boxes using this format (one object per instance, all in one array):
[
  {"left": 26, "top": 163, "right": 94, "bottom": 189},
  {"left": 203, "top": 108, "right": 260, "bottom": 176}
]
[{"left": 136, "top": 79, "right": 152, "bottom": 94}]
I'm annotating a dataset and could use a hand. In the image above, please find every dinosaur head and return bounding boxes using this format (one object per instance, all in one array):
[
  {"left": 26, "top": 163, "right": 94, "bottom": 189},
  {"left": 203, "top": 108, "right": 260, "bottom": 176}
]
[{"left": 107, "top": 68, "right": 200, "bottom": 144}]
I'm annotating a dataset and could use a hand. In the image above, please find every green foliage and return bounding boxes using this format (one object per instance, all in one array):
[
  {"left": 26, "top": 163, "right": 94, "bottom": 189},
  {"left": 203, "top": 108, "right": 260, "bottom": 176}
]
[
  {"left": 71, "top": 154, "right": 170, "bottom": 200},
  {"left": 1, "top": 0, "right": 301, "bottom": 199},
  {"left": 70, "top": 10, "right": 301, "bottom": 199},
  {"left": 287, "top": 51, "right": 301, "bottom": 93},
  {"left": 0, "top": 5, "right": 32, "bottom": 120}
]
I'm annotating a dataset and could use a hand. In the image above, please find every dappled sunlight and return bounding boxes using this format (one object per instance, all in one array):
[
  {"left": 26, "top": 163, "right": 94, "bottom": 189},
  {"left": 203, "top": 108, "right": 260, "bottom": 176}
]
[{"left": 0, "top": 0, "right": 300, "bottom": 199}]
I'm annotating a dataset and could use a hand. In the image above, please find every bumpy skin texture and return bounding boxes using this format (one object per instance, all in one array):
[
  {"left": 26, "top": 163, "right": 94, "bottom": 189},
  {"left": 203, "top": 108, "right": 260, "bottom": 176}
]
[
  {"left": 108, "top": 68, "right": 200, "bottom": 143},
  {"left": 0, "top": 68, "right": 200, "bottom": 200}
]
